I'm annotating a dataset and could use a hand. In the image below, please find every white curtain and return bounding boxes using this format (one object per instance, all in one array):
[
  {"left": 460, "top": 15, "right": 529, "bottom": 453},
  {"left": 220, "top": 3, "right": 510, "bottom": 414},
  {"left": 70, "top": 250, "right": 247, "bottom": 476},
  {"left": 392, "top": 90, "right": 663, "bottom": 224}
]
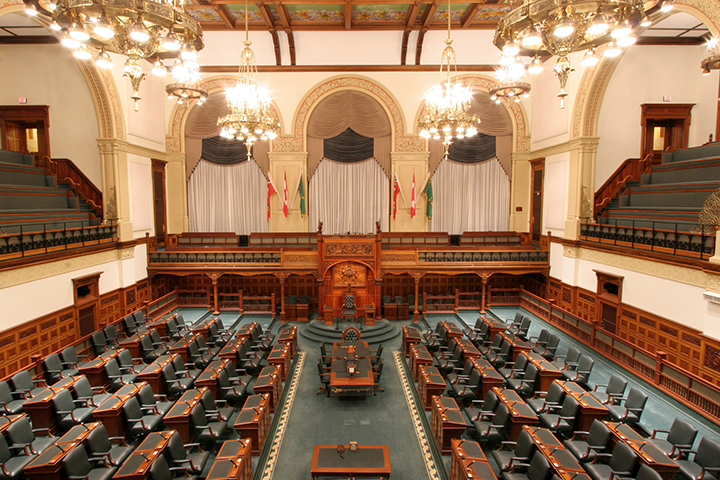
[
  {"left": 309, "top": 158, "right": 389, "bottom": 234},
  {"left": 188, "top": 160, "right": 269, "bottom": 235},
  {"left": 430, "top": 158, "right": 510, "bottom": 234}
]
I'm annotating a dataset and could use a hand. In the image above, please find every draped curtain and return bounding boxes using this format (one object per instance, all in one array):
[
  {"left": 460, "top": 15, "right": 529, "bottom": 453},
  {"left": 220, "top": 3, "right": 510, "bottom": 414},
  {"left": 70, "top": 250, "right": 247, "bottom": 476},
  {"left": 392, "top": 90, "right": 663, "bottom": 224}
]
[
  {"left": 309, "top": 158, "right": 389, "bottom": 234},
  {"left": 428, "top": 91, "right": 514, "bottom": 176},
  {"left": 188, "top": 159, "right": 268, "bottom": 235},
  {"left": 307, "top": 90, "right": 392, "bottom": 178},
  {"left": 429, "top": 158, "right": 510, "bottom": 234}
]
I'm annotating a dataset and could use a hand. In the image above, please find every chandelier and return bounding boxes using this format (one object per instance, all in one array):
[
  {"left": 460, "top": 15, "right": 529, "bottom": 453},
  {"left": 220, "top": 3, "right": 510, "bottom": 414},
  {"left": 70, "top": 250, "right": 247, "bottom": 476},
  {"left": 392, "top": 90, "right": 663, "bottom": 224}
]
[
  {"left": 217, "top": 0, "right": 280, "bottom": 158},
  {"left": 417, "top": 0, "right": 479, "bottom": 159},
  {"left": 24, "top": 0, "right": 204, "bottom": 109},
  {"left": 701, "top": 37, "right": 720, "bottom": 75},
  {"left": 165, "top": 53, "right": 207, "bottom": 105},
  {"left": 493, "top": 0, "right": 647, "bottom": 107},
  {"left": 490, "top": 59, "right": 531, "bottom": 103}
]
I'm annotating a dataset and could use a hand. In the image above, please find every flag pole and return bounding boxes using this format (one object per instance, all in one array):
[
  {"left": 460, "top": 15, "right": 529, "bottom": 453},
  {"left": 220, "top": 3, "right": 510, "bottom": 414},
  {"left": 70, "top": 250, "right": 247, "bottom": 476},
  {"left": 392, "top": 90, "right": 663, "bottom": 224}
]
[
  {"left": 419, "top": 172, "right": 431, "bottom": 196},
  {"left": 396, "top": 173, "right": 408, "bottom": 208},
  {"left": 290, "top": 173, "right": 302, "bottom": 209}
]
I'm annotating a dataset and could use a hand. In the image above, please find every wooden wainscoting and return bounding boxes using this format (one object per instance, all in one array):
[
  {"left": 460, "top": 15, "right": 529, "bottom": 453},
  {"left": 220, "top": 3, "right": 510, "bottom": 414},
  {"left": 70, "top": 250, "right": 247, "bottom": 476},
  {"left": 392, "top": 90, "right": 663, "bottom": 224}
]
[
  {"left": 0, "top": 278, "right": 150, "bottom": 377},
  {"left": 547, "top": 276, "right": 720, "bottom": 387}
]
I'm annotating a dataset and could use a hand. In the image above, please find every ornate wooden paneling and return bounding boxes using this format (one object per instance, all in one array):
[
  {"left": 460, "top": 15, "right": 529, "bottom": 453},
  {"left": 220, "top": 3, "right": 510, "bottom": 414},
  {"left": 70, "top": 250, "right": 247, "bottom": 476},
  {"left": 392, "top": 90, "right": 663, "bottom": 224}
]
[
  {"left": 0, "top": 279, "right": 148, "bottom": 379},
  {"left": 548, "top": 276, "right": 720, "bottom": 387}
]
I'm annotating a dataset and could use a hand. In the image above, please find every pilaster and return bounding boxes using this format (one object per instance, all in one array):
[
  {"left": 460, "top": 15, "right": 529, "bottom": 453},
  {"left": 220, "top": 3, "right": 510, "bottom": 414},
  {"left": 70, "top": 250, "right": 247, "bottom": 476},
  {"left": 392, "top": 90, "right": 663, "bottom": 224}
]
[
  {"left": 390, "top": 151, "right": 430, "bottom": 232},
  {"left": 166, "top": 153, "right": 189, "bottom": 234},
  {"left": 98, "top": 139, "right": 133, "bottom": 242},
  {"left": 509, "top": 152, "right": 531, "bottom": 232}
]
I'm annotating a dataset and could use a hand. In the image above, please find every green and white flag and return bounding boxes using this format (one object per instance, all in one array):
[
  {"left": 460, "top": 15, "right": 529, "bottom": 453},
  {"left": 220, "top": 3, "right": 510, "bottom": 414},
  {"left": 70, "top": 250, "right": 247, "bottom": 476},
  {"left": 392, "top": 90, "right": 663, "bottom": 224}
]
[{"left": 424, "top": 179, "right": 433, "bottom": 219}]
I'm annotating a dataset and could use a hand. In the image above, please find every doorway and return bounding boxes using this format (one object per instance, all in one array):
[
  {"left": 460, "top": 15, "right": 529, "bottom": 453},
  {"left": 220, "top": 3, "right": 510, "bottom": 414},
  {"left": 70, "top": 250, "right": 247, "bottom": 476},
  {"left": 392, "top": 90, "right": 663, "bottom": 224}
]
[
  {"left": 530, "top": 158, "right": 545, "bottom": 244},
  {"left": 0, "top": 106, "right": 51, "bottom": 166},
  {"left": 641, "top": 104, "right": 693, "bottom": 165},
  {"left": 152, "top": 160, "right": 167, "bottom": 246}
]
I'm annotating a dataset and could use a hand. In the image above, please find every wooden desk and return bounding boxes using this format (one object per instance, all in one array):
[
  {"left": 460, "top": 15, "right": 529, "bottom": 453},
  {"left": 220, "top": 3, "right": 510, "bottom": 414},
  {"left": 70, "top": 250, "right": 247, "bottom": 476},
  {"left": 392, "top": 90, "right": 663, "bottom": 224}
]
[
  {"left": 384, "top": 303, "right": 398, "bottom": 320},
  {"left": 402, "top": 325, "right": 422, "bottom": 357},
  {"left": 78, "top": 349, "right": 122, "bottom": 387},
  {"left": 192, "top": 317, "right": 217, "bottom": 338},
  {"left": 480, "top": 316, "right": 507, "bottom": 339},
  {"left": 499, "top": 331, "right": 532, "bottom": 362},
  {"left": 604, "top": 422, "right": 680, "bottom": 480},
  {"left": 168, "top": 333, "right": 200, "bottom": 363},
  {"left": 296, "top": 303, "right": 309, "bottom": 322},
  {"left": 310, "top": 445, "right": 391, "bottom": 480},
  {"left": 24, "top": 422, "right": 103, "bottom": 480},
  {"left": 410, "top": 343, "right": 434, "bottom": 381},
  {"left": 93, "top": 382, "right": 145, "bottom": 438},
  {"left": 493, "top": 387, "right": 539, "bottom": 441},
  {"left": 329, "top": 343, "right": 374, "bottom": 399},
  {"left": 147, "top": 316, "right": 170, "bottom": 339},
  {"left": 469, "top": 358, "right": 505, "bottom": 398},
  {"left": 450, "top": 438, "right": 497, "bottom": 480},
  {"left": 113, "top": 430, "right": 173, "bottom": 480},
  {"left": 119, "top": 331, "right": 151, "bottom": 359},
  {"left": 419, "top": 365, "right": 447, "bottom": 410},
  {"left": 218, "top": 338, "right": 243, "bottom": 360},
  {"left": 234, "top": 322, "right": 258, "bottom": 342},
  {"left": 524, "top": 425, "right": 588, "bottom": 480},
  {"left": 441, "top": 321, "right": 464, "bottom": 339},
  {"left": 431, "top": 396, "right": 467, "bottom": 455},
  {"left": 267, "top": 342, "right": 292, "bottom": 381},
  {"left": 233, "top": 394, "right": 270, "bottom": 455},
  {"left": 163, "top": 388, "right": 204, "bottom": 443},
  {"left": 136, "top": 354, "right": 175, "bottom": 394},
  {"left": 253, "top": 366, "right": 282, "bottom": 412},
  {"left": 523, "top": 353, "right": 563, "bottom": 392},
  {"left": 206, "top": 439, "right": 253, "bottom": 480},
  {"left": 23, "top": 376, "right": 80, "bottom": 433},
  {"left": 554, "top": 380, "right": 609, "bottom": 432},
  {"left": 456, "top": 337, "right": 482, "bottom": 362},
  {"left": 196, "top": 359, "right": 229, "bottom": 399},
  {"left": 276, "top": 326, "right": 298, "bottom": 357}
]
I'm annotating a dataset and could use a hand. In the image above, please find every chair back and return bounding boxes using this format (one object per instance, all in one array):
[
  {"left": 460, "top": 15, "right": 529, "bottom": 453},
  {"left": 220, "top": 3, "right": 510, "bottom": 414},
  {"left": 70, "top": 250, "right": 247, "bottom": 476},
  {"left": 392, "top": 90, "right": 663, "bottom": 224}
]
[
  {"left": 149, "top": 454, "right": 173, "bottom": 480},
  {"left": 515, "top": 354, "right": 529, "bottom": 372},
  {"left": 695, "top": 437, "right": 720, "bottom": 469},
  {"left": 667, "top": 418, "right": 698, "bottom": 448},
  {"left": 544, "top": 334, "right": 560, "bottom": 354},
  {"left": 518, "top": 317, "right": 532, "bottom": 335},
  {"left": 162, "top": 364, "right": 178, "bottom": 382},
  {"left": 137, "top": 384, "right": 157, "bottom": 407},
  {"left": 167, "top": 431, "right": 188, "bottom": 462},
  {"left": 133, "top": 310, "right": 145, "bottom": 327},
  {"left": 190, "top": 404, "right": 209, "bottom": 428},
  {"left": 150, "top": 330, "right": 162, "bottom": 344},
  {"left": 374, "top": 343, "right": 384, "bottom": 359},
  {"left": 483, "top": 389, "right": 500, "bottom": 413},
  {"left": 342, "top": 327, "right": 361, "bottom": 343},
  {"left": 344, "top": 295, "right": 355, "bottom": 309},
  {"left": 140, "top": 335, "right": 154, "bottom": 352},
  {"left": 635, "top": 465, "right": 664, "bottom": 480},
  {"left": 587, "top": 419, "right": 612, "bottom": 448},
  {"left": 122, "top": 396, "right": 143, "bottom": 420},
  {"left": 394, "top": 296, "right": 404, "bottom": 303},
  {"left": 104, "top": 358, "right": 122, "bottom": 377},
  {"left": 546, "top": 381, "right": 565, "bottom": 404},
  {"left": 123, "top": 315, "right": 137, "bottom": 335},
  {"left": 166, "top": 319, "right": 179, "bottom": 338},
  {"left": 0, "top": 381, "right": 13, "bottom": 404},
  {"left": 62, "top": 444, "right": 92, "bottom": 478},
  {"left": 515, "top": 429, "right": 535, "bottom": 458},
  {"left": 0, "top": 432, "right": 12, "bottom": 463},
  {"left": 575, "top": 356, "right": 595, "bottom": 383},
  {"left": 317, "top": 358, "right": 327, "bottom": 380},
  {"left": 524, "top": 363, "right": 539, "bottom": 382},
  {"left": 92, "top": 331, "right": 107, "bottom": 354},
  {"left": 200, "top": 389, "right": 217, "bottom": 412},
  {"left": 11, "top": 370, "right": 34, "bottom": 392},
  {"left": 299, "top": 295, "right": 310, "bottom": 304},
  {"left": 117, "top": 349, "right": 136, "bottom": 369},
  {"left": 86, "top": 424, "right": 112, "bottom": 454},
  {"left": 559, "top": 396, "right": 580, "bottom": 418},
  {"left": 73, "top": 376, "right": 93, "bottom": 399},
  {"left": 493, "top": 403, "right": 511, "bottom": 426},
  {"left": 535, "top": 329, "right": 549, "bottom": 346},
  {"left": 105, "top": 324, "right": 118, "bottom": 342},
  {"left": 61, "top": 346, "right": 80, "bottom": 365},
  {"left": 626, "top": 387, "right": 648, "bottom": 410},
  {"left": 606, "top": 374, "right": 627, "bottom": 396},
  {"left": 527, "top": 451, "right": 551, "bottom": 480},
  {"left": 52, "top": 388, "right": 75, "bottom": 412},
  {"left": 43, "top": 354, "right": 64, "bottom": 382},
  {"left": 6, "top": 415, "right": 35, "bottom": 445},
  {"left": 609, "top": 441, "right": 638, "bottom": 473},
  {"left": 565, "top": 347, "right": 582, "bottom": 365}
]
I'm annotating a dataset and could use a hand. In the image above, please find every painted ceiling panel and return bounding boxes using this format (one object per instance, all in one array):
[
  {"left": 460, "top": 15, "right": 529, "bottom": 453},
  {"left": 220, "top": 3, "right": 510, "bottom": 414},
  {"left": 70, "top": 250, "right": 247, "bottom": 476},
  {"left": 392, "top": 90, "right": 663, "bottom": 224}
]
[
  {"left": 474, "top": 5, "right": 513, "bottom": 22},
  {"left": 352, "top": 5, "right": 408, "bottom": 22},
  {"left": 286, "top": 5, "right": 344, "bottom": 23},
  {"left": 186, "top": 7, "right": 223, "bottom": 23},
  {"left": 226, "top": 4, "right": 265, "bottom": 24},
  {"left": 432, "top": 5, "right": 466, "bottom": 22}
]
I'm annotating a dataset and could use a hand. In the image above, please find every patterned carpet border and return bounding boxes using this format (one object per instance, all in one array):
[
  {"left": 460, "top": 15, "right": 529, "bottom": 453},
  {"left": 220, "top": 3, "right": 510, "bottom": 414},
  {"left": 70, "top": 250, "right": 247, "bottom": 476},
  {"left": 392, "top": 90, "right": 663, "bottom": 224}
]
[
  {"left": 393, "top": 351, "right": 442, "bottom": 480},
  {"left": 258, "top": 351, "right": 306, "bottom": 480}
]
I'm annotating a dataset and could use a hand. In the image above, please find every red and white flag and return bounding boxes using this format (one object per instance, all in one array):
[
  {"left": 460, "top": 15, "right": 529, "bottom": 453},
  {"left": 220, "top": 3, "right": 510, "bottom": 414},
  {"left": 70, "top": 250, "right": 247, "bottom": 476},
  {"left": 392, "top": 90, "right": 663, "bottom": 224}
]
[
  {"left": 267, "top": 174, "right": 278, "bottom": 221},
  {"left": 283, "top": 170, "right": 288, "bottom": 217},
  {"left": 392, "top": 172, "right": 402, "bottom": 220},
  {"left": 411, "top": 171, "right": 416, "bottom": 218}
]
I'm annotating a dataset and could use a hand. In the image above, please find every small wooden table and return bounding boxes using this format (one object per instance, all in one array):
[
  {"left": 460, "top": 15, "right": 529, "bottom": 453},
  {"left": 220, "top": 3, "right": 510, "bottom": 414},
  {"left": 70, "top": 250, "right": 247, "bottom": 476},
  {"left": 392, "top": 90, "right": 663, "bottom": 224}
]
[
  {"left": 23, "top": 376, "right": 79, "bottom": 433},
  {"left": 253, "top": 366, "right": 282, "bottom": 412},
  {"left": 480, "top": 316, "right": 507, "bottom": 339},
  {"left": 276, "top": 326, "right": 298, "bottom": 357},
  {"left": 456, "top": 337, "right": 482, "bottom": 362},
  {"left": 469, "top": 358, "right": 505, "bottom": 398},
  {"left": 493, "top": 387, "right": 539, "bottom": 441},
  {"left": 233, "top": 394, "right": 270, "bottom": 455},
  {"left": 554, "top": 380, "right": 609, "bottom": 432},
  {"left": 310, "top": 445, "right": 391, "bottom": 480},
  {"left": 118, "top": 331, "right": 151, "bottom": 359},
  {"left": 78, "top": 349, "right": 122, "bottom": 387},
  {"left": 450, "top": 438, "right": 497, "bottom": 480},
  {"left": 329, "top": 342, "right": 374, "bottom": 399},
  {"left": 168, "top": 333, "right": 200, "bottom": 363},
  {"left": 267, "top": 342, "right": 292, "bottom": 381},
  {"left": 418, "top": 365, "right": 447, "bottom": 410},
  {"left": 604, "top": 421, "right": 680, "bottom": 480},
  {"left": 24, "top": 422, "right": 103, "bottom": 480},
  {"left": 136, "top": 354, "right": 175, "bottom": 394},
  {"left": 163, "top": 388, "right": 204, "bottom": 443},
  {"left": 113, "top": 430, "right": 173, "bottom": 480},
  {"left": 431, "top": 396, "right": 468, "bottom": 455},
  {"left": 499, "top": 331, "right": 532, "bottom": 362},
  {"left": 524, "top": 353, "right": 563, "bottom": 392},
  {"left": 402, "top": 325, "right": 422, "bottom": 357},
  {"left": 410, "top": 343, "right": 434, "bottom": 381},
  {"left": 524, "top": 425, "right": 589, "bottom": 480},
  {"left": 195, "top": 359, "right": 229, "bottom": 399},
  {"left": 206, "top": 439, "right": 253, "bottom": 480},
  {"left": 92, "top": 382, "right": 145, "bottom": 438}
]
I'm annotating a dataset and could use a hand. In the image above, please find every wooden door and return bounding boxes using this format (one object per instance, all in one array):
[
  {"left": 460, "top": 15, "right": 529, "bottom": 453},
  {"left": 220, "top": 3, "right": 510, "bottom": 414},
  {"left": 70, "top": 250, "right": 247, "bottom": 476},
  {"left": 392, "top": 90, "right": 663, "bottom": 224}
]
[
  {"left": 641, "top": 104, "right": 693, "bottom": 165},
  {"left": 599, "top": 302, "right": 617, "bottom": 334},
  {"left": 3, "top": 121, "right": 25, "bottom": 152},
  {"left": 152, "top": 160, "right": 167, "bottom": 246},
  {"left": 530, "top": 159, "right": 545, "bottom": 244},
  {"left": 78, "top": 305, "right": 96, "bottom": 338}
]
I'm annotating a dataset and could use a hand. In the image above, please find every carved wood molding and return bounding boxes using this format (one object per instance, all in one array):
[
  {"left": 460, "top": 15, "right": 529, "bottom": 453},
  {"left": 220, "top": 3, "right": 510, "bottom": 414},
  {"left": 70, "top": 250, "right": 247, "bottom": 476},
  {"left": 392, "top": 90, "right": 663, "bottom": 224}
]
[{"left": 325, "top": 243, "right": 374, "bottom": 256}]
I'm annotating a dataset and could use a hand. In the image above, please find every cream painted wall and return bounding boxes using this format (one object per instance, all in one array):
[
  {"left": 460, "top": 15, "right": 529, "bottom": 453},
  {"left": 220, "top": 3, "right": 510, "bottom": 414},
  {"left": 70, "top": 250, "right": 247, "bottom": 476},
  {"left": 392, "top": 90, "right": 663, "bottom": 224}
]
[
  {"left": 543, "top": 152, "right": 569, "bottom": 236},
  {"left": 0, "top": 44, "right": 101, "bottom": 186},
  {"left": 128, "top": 154, "right": 153, "bottom": 238},
  {"left": 127, "top": 72, "right": 166, "bottom": 151},
  {"left": 595, "top": 44, "right": 718, "bottom": 190}
]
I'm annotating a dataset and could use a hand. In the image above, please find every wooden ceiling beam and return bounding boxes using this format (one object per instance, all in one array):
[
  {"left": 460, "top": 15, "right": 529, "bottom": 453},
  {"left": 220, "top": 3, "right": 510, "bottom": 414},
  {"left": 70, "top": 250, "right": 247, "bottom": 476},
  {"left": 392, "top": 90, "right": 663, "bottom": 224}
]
[
  {"left": 215, "top": 5, "right": 236, "bottom": 29},
  {"left": 401, "top": 3, "right": 419, "bottom": 65},
  {"left": 345, "top": 0, "right": 352, "bottom": 29},
  {"left": 461, "top": 3, "right": 480, "bottom": 28},
  {"left": 415, "top": 1, "right": 436, "bottom": 65},
  {"left": 276, "top": 2, "right": 292, "bottom": 30},
  {"left": 257, "top": 2, "right": 283, "bottom": 65},
  {"left": 287, "top": 30, "right": 297, "bottom": 65}
]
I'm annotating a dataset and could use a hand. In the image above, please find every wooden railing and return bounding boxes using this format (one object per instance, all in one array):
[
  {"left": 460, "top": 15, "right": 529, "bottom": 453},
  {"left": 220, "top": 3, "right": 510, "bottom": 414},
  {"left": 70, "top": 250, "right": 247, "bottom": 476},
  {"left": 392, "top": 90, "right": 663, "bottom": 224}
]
[
  {"left": 239, "top": 290, "right": 275, "bottom": 316},
  {"left": 43, "top": 156, "right": 103, "bottom": 218},
  {"left": 595, "top": 154, "right": 652, "bottom": 217},
  {"left": 514, "top": 288, "right": 720, "bottom": 425}
]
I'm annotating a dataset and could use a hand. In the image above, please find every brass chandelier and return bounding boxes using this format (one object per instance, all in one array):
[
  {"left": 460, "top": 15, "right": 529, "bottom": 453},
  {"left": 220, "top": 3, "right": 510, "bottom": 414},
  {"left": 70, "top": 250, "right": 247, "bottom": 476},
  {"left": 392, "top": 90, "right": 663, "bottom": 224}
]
[
  {"left": 490, "top": 59, "right": 531, "bottom": 103},
  {"left": 417, "top": 0, "right": 479, "bottom": 159},
  {"left": 217, "top": 0, "right": 280, "bottom": 158},
  {"left": 25, "top": 0, "right": 204, "bottom": 109},
  {"left": 493, "top": 0, "right": 647, "bottom": 107}
]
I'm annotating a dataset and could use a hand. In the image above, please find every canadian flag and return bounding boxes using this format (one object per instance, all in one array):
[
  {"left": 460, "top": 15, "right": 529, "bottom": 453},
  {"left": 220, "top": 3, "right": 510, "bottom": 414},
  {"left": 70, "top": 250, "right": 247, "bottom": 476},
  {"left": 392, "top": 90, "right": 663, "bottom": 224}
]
[
  {"left": 392, "top": 172, "right": 402, "bottom": 220},
  {"left": 283, "top": 170, "right": 288, "bottom": 217},
  {"left": 411, "top": 171, "right": 416, "bottom": 218}
]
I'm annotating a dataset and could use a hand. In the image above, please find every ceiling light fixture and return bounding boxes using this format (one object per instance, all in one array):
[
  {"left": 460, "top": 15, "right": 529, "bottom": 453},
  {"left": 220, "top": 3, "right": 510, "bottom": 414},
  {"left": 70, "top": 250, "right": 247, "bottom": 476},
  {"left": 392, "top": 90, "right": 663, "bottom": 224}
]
[
  {"left": 217, "top": 0, "right": 280, "bottom": 158},
  {"left": 417, "top": 0, "right": 479, "bottom": 159},
  {"left": 493, "top": 0, "right": 645, "bottom": 107}
]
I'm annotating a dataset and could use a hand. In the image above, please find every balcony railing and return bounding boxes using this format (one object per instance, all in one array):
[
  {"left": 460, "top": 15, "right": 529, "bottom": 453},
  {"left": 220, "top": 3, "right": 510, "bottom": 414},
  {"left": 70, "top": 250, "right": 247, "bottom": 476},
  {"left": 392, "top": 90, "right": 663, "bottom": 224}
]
[
  {"left": 0, "top": 223, "right": 118, "bottom": 260},
  {"left": 580, "top": 220, "right": 714, "bottom": 260}
]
